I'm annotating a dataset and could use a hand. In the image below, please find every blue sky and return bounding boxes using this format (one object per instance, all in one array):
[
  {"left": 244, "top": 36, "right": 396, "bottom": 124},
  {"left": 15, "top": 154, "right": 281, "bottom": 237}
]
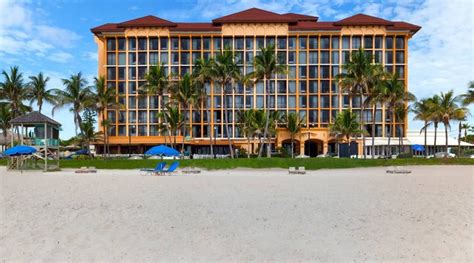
[{"left": 1, "top": 0, "right": 473, "bottom": 139}]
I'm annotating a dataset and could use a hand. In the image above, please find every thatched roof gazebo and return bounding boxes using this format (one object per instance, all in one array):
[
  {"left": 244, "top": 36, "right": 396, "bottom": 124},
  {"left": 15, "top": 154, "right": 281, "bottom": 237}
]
[{"left": 9, "top": 111, "right": 61, "bottom": 171}]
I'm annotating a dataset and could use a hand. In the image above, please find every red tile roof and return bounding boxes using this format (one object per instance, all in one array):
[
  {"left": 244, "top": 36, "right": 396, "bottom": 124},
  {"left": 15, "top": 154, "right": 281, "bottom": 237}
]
[
  {"left": 170, "top": 23, "right": 221, "bottom": 32},
  {"left": 334, "top": 13, "right": 394, "bottom": 26},
  {"left": 212, "top": 8, "right": 296, "bottom": 24},
  {"left": 117, "top": 15, "right": 176, "bottom": 28},
  {"left": 91, "top": 9, "right": 421, "bottom": 35},
  {"left": 282, "top": 13, "right": 318, "bottom": 21}
]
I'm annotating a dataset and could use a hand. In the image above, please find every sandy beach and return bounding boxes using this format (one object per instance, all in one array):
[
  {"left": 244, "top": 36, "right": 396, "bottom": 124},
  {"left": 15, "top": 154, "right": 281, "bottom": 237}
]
[{"left": 1, "top": 165, "right": 473, "bottom": 262}]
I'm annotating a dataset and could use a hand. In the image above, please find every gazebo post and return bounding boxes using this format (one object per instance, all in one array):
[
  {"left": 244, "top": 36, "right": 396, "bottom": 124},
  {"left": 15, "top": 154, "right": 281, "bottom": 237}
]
[{"left": 44, "top": 122, "right": 48, "bottom": 172}]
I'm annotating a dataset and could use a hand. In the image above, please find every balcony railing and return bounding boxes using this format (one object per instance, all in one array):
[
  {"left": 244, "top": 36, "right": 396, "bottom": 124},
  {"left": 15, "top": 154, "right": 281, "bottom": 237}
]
[{"left": 24, "top": 138, "right": 60, "bottom": 147}]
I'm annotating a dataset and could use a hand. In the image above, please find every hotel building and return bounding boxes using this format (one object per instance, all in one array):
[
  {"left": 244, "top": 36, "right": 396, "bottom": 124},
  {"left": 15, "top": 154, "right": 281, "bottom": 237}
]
[{"left": 91, "top": 8, "right": 420, "bottom": 156}]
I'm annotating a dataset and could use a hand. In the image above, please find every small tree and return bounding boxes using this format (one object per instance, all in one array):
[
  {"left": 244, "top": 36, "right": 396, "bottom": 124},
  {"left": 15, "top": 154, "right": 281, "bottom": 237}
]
[
  {"left": 330, "top": 110, "right": 364, "bottom": 157},
  {"left": 285, "top": 112, "right": 305, "bottom": 158}
]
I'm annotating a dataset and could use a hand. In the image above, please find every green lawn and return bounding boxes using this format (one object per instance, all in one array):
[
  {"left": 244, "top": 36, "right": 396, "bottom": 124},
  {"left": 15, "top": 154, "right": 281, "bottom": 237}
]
[{"left": 1, "top": 157, "right": 472, "bottom": 170}]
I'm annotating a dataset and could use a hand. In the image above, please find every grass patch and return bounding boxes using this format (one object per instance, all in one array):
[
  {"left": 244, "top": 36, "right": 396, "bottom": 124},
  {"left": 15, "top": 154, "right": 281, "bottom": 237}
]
[{"left": 2, "top": 157, "right": 472, "bottom": 170}]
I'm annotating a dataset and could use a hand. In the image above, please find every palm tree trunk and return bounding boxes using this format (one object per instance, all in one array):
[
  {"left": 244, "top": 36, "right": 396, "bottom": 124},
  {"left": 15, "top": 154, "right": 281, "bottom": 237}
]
[
  {"left": 360, "top": 95, "right": 366, "bottom": 159},
  {"left": 206, "top": 103, "right": 214, "bottom": 158},
  {"left": 434, "top": 122, "right": 438, "bottom": 155},
  {"left": 346, "top": 136, "right": 351, "bottom": 157},
  {"left": 387, "top": 108, "right": 393, "bottom": 157},
  {"left": 181, "top": 104, "right": 187, "bottom": 159},
  {"left": 445, "top": 122, "right": 449, "bottom": 157},
  {"left": 259, "top": 78, "right": 271, "bottom": 158},
  {"left": 247, "top": 135, "right": 251, "bottom": 158},
  {"left": 291, "top": 136, "right": 294, "bottom": 158},
  {"left": 160, "top": 94, "right": 171, "bottom": 147},
  {"left": 424, "top": 121, "right": 428, "bottom": 158},
  {"left": 457, "top": 122, "right": 461, "bottom": 157},
  {"left": 371, "top": 105, "right": 377, "bottom": 159},
  {"left": 223, "top": 85, "right": 234, "bottom": 158}
]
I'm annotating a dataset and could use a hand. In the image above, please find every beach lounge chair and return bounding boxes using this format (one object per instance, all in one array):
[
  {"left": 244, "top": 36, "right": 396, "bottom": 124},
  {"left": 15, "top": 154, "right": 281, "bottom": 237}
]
[
  {"left": 386, "top": 166, "right": 411, "bottom": 174},
  {"left": 161, "top": 162, "right": 179, "bottom": 175},
  {"left": 288, "top": 167, "right": 297, "bottom": 174},
  {"left": 140, "top": 162, "right": 166, "bottom": 176},
  {"left": 297, "top": 166, "right": 306, "bottom": 174},
  {"left": 75, "top": 166, "right": 97, "bottom": 174}
]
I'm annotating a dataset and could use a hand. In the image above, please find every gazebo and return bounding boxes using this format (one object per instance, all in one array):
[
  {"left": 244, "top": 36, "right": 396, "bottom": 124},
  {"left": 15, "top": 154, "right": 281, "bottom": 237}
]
[{"left": 9, "top": 111, "right": 61, "bottom": 171}]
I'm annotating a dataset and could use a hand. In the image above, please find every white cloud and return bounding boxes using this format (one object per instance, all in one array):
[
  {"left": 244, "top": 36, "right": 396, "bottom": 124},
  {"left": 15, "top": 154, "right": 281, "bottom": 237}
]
[
  {"left": 0, "top": 0, "right": 81, "bottom": 64},
  {"left": 82, "top": 51, "right": 98, "bottom": 61}
]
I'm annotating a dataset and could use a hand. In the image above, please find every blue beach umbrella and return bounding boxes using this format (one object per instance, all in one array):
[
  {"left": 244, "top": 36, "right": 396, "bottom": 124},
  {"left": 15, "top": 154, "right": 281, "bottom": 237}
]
[
  {"left": 145, "top": 145, "right": 180, "bottom": 156},
  {"left": 411, "top": 144, "right": 425, "bottom": 152},
  {"left": 4, "top": 145, "right": 37, "bottom": 156}
]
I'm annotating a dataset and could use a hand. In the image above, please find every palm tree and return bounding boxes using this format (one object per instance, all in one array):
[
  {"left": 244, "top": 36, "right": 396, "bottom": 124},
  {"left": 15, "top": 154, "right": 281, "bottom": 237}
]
[
  {"left": 0, "top": 66, "right": 31, "bottom": 118},
  {"left": 237, "top": 109, "right": 257, "bottom": 158},
  {"left": 164, "top": 105, "right": 184, "bottom": 149},
  {"left": 364, "top": 67, "right": 388, "bottom": 158},
  {"left": 383, "top": 74, "right": 415, "bottom": 156},
  {"left": 141, "top": 64, "right": 171, "bottom": 145},
  {"left": 338, "top": 48, "right": 376, "bottom": 159},
  {"left": 437, "top": 90, "right": 468, "bottom": 156},
  {"left": 27, "top": 72, "right": 56, "bottom": 113},
  {"left": 0, "top": 104, "right": 12, "bottom": 147},
  {"left": 329, "top": 109, "right": 364, "bottom": 157},
  {"left": 395, "top": 105, "right": 408, "bottom": 153},
  {"left": 251, "top": 44, "right": 287, "bottom": 158},
  {"left": 459, "top": 123, "right": 471, "bottom": 155},
  {"left": 462, "top": 81, "right": 474, "bottom": 105},
  {"left": 53, "top": 72, "right": 94, "bottom": 135},
  {"left": 412, "top": 98, "right": 432, "bottom": 157},
  {"left": 252, "top": 109, "right": 267, "bottom": 155},
  {"left": 78, "top": 120, "right": 103, "bottom": 159},
  {"left": 212, "top": 48, "right": 241, "bottom": 158},
  {"left": 426, "top": 95, "right": 442, "bottom": 154},
  {"left": 285, "top": 112, "right": 305, "bottom": 158},
  {"left": 172, "top": 73, "right": 199, "bottom": 157},
  {"left": 92, "top": 76, "right": 118, "bottom": 158},
  {"left": 192, "top": 58, "right": 216, "bottom": 157}
]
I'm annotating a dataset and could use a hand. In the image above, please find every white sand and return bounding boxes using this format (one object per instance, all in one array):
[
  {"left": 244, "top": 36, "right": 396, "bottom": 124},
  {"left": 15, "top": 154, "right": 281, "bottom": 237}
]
[{"left": 1, "top": 165, "right": 473, "bottom": 262}]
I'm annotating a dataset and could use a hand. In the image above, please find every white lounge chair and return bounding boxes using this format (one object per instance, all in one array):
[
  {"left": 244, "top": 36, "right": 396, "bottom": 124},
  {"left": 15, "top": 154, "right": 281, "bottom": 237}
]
[{"left": 386, "top": 166, "right": 411, "bottom": 174}]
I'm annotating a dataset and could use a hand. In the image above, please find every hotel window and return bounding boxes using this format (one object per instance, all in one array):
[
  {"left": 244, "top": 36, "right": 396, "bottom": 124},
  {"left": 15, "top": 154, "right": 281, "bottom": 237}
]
[
  {"left": 342, "top": 36, "right": 350, "bottom": 49},
  {"left": 266, "top": 36, "right": 275, "bottom": 47},
  {"left": 331, "top": 51, "right": 339, "bottom": 64},
  {"left": 118, "top": 38, "right": 126, "bottom": 51},
  {"left": 245, "top": 96, "right": 253, "bottom": 108},
  {"left": 214, "top": 37, "right": 221, "bottom": 50},
  {"left": 138, "top": 125, "right": 147, "bottom": 136},
  {"left": 147, "top": 38, "right": 158, "bottom": 51},
  {"left": 320, "top": 67, "right": 330, "bottom": 79},
  {"left": 107, "top": 67, "right": 116, "bottom": 80},
  {"left": 181, "top": 37, "right": 190, "bottom": 50},
  {"left": 309, "top": 110, "right": 318, "bottom": 123},
  {"left": 107, "top": 53, "right": 116, "bottom": 65},
  {"left": 309, "top": 80, "right": 317, "bottom": 93},
  {"left": 299, "top": 66, "right": 307, "bottom": 78},
  {"left": 309, "top": 51, "right": 318, "bottom": 64},
  {"left": 128, "top": 97, "right": 136, "bottom": 109},
  {"left": 138, "top": 53, "right": 147, "bottom": 65},
  {"left": 332, "top": 66, "right": 339, "bottom": 78},
  {"left": 223, "top": 37, "right": 232, "bottom": 49},
  {"left": 245, "top": 37, "right": 254, "bottom": 50},
  {"left": 288, "top": 37, "right": 296, "bottom": 50},
  {"left": 138, "top": 67, "right": 146, "bottom": 79},
  {"left": 299, "top": 81, "right": 306, "bottom": 93},
  {"left": 118, "top": 68, "right": 125, "bottom": 80},
  {"left": 235, "top": 52, "right": 243, "bottom": 64},
  {"left": 117, "top": 82, "right": 125, "bottom": 94},
  {"left": 331, "top": 36, "right": 339, "bottom": 49},
  {"left": 288, "top": 81, "right": 296, "bottom": 93},
  {"left": 128, "top": 53, "right": 136, "bottom": 65},
  {"left": 160, "top": 52, "right": 168, "bottom": 64},
  {"left": 308, "top": 66, "right": 317, "bottom": 78},
  {"left": 332, "top": 95, "right": 339, "bottom": 108},
  {"left": 396, "top": 66, "right": 404, "bottom": 78},
  {"left": 321, "top": 80, "right": 330, "bottom": 93},
  {"left": 288, "top": 96, "right": 296, "bottom": 108},
  {"left": 192, "top": 52, "right": 201, "bottom": 63},
  {"left": 256, "top": 37, "right": 264, "bottom": 49},
  {"left": 138, "top": 97, "right": 147, "bottom": 109},
  {"left": 192, "top": 37, "right": 201, "bottom": 50},
  {"left": 385, "top": 36, "right": 394, "bottom": 49},
  {"left": 385, "top": 51, "right": 394, "bottom": 64},
  {"left": 277, "top": 37, "right": 286, "bottom": 49},
  {"left": 138, "top": 111, "right": 147, "bottom": 123},
  {"left": 374, "top": 51, "right": 382, "bottom": 63},
  {"left": 171, "top": 38, "right": 179, "bottom": 50},
  {"left": 149, "top": 52, "right": 158, "bottom": 65},
  {"left": 233, "top": 37, "right": 243, "bottom": 50},
  {"left": 118, "top": 126, "right": 126, "bottom": 136},
  {"left": 396, "top": 36, "right": 405, "bottom": 49},
  {"left": 331, "top": 82, "right": 338, "bottom": 93},
  {"left": 128, "top": 38, "right": 136, "bottom": 51},
  {"left": 309, "top": 95, "right": 318, "bottom": 108},
  {"left": 288, "top": 52, "right": 296, "bottom": 64},
  {"left": 321, "top": 110, "right": 330, "bottom": 123},
  {"left": 268, "top": 96, "right": 275, "bottom": 108},
  {"left": 342, "top": 51, "right": 350, "bottom": 64},
  {"left": 256, "top": 96, "right": 264, "bottom": 108},
  {"left": 320, "top": 37, "right": 330, "bottom": 49},
  {"left": 309, "top": 36, "right": 318, "bottom": 49},
  {"left": 396, "top": 51, "right": 404, "bottom": 63},
  {"left": 149, "top": 96, "right": 158, "bottom": 108},
  {"left": 107, "top": 38, "right": 116, "bottom": 50},
  {"left": 181, "top": 53, "right": 190, "bottom": 65},
  {"left": 352, "top": 36, "right": 361, "bottom": 49},
  {"left": 299, "top": 36, "right": 307, "bottom": 50},
  {"left": 277, "top": 96, "right": 286, "bottom": 108},
  {"left": 172, "top": 52, "right": 179, "bottom": 64},
  {"left": 288, "top": 66, "right": 296, "bottom": 78},
  {"left": 298, "top": 51, "right": 307, "bottom": 64},
  {"left": 160, "top": 37, "right": 168, "bottom": 50},
  {"left": 299, "top": 96, "right": 307, "bottom": 107},
  {"left": 320, "top": 51, "right": 329, "bottom": 64},
  {"left": 138, "top": 38, "right": 147, "bottom": 50},
  {"left": 364, "top": 36, "right": 373, "bottom": 48},
  {"left": 277, "top": 51, "right": 286, "bottom": 64},
  {"left": 118, "top": 53, "right": 126, "bottom": 65},
  {"left": 200, "top": 37, "right": 209, "bottom": 50},
  {"left": 108, "top": 125, "right": 116, "bottom": 136},
  {"left": 375, "top": 36, "right": 383, "bottom": 49},
  {"left": 320, "top": 95, "right": 330, "bottom": 108}
]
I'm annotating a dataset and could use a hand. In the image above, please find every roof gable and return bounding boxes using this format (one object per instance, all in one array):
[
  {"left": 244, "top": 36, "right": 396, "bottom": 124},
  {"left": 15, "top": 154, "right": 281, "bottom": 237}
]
[
  {"left": 282, "top": 13, "right": 318, "bottom": 21},
  {"left": 117, "top": 15, "right": 176, "bottom": 28},
  {"left": 212, "top": 8, "right": 295, "bottom": 24},
  {"left": 334, "top": 13, "right": 394, "bottom": 26},
  {"left": 10, "top": 111, "right": 61, "bottom": 126}
]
